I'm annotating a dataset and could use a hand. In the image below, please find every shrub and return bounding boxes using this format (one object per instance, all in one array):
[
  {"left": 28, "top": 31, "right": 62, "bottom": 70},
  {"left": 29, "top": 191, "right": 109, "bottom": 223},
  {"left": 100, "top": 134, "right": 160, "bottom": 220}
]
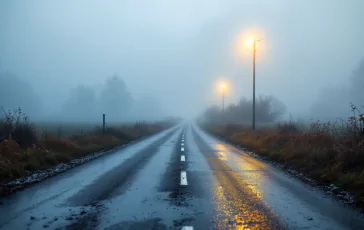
[
  {"left": 277, "top": 122, "right": 299, "bottom": 134},
  {"left": 0, "top": 107, "right": 37, "bottom": 148}
]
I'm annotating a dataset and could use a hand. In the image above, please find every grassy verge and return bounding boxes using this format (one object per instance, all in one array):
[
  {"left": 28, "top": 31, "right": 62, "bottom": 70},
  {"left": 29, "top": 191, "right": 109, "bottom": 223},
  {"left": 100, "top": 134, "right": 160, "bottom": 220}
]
[
  {"left": 0, "top": 113, "right": 173, "bottom": 185},
  {"left": 202, "top": 121, "right": 364, "bottom": 206}
]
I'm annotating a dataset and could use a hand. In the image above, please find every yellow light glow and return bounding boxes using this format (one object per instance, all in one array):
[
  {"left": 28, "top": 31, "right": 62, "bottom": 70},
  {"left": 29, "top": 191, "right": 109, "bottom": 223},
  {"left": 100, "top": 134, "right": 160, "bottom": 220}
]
[
  {"left": 246, "top": 38, "right": 254, "bottom": 46},
  {"left": 217, "top": 81, "right": 227, "bottom": 93},
  {"left": 235, "top": 28, "right": 265, "bottom": 60}
]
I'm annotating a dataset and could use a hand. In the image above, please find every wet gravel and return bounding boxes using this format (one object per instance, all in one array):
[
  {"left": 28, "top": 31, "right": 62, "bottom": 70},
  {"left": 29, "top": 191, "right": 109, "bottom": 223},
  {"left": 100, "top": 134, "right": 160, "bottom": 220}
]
[
  {"left": 0, "top": 131, "right": 169, "bottom": 198},
  {"left": 0, "top": 140, "right": 146, "bottom": 197}
]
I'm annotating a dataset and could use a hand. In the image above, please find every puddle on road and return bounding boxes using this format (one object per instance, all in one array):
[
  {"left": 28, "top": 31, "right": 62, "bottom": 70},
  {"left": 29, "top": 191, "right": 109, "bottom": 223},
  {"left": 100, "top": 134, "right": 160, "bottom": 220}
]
[
  {"left": 1, "top": 202, "right": 96, "bottom": 230},
  {"left": 97, "top": 191, "right": 200, "bottom": 229}
]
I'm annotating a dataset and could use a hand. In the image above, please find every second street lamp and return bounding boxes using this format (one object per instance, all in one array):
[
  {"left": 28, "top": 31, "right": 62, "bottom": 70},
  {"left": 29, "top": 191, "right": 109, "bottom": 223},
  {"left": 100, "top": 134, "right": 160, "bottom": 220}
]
[{"left": 221, "top": 84, "right": 225, "bottom": 123}]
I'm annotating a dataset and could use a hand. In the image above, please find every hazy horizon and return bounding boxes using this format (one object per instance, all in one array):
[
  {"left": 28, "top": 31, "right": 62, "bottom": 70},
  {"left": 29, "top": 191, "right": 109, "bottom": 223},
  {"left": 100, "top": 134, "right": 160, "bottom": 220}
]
[{"left": 1, "top": 0, "right": 364, "bottom": 122}]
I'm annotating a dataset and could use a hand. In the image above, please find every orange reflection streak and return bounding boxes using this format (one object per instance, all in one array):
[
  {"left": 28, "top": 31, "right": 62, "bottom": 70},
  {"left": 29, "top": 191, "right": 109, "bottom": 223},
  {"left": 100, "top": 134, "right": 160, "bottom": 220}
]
[
  {"left": 211, "top": 143, "right": 283, "bottom": 229},
  {"left": 214, "top": 142, "right": 265, "bottom": 200},
  {"left": 216, "top": 144, "right": 227, "bottom": 161}
]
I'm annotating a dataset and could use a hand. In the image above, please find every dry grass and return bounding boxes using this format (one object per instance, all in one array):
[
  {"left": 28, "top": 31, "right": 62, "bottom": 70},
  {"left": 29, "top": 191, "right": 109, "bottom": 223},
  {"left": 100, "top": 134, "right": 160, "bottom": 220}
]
[
  {"left": 0, "top": 118, "right": 172, "bottom": 184},
  {"left": 203, "top": 114, "right": 364, "bottom": 205}
]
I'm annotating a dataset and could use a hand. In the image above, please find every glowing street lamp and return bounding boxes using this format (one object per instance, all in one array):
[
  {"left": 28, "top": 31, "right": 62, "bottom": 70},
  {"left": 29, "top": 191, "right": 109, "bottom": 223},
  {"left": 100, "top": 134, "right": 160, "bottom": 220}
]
[{"left": 246, "top": 38, "right": 255, "bottom": 46}]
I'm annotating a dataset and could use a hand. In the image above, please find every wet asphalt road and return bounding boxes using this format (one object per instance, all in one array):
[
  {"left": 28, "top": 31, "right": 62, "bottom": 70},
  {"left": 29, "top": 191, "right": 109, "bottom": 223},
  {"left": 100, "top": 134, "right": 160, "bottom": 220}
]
[{"left": 1, "top": 124, "right": 364, "bottom": 230}]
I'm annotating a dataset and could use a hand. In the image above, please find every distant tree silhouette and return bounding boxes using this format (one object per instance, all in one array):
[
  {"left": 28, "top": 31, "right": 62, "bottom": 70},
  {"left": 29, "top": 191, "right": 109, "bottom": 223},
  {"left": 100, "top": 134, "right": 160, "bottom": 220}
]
[
  {"left": 201, "top": 95, "right": 286, "bottom": 124},
  {"left": 62, "top": 84, "right": 97, "bottom": 122},
  {"left": 99, "top": 74, "right": 133, "bottom": 121},
  {"left": 310, "top": 58, "right": 364, "bottom": 120},
  {"left": 351, "top": 58, "right": 364, "bottom": 102},
  {"left": 0, "top": 72, "right": 43, "bottom": 119}
]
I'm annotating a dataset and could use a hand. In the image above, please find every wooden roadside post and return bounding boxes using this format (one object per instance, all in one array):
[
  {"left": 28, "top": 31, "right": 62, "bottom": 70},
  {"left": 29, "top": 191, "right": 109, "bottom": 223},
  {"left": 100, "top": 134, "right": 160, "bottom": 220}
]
[{"left": 103, "top": 114, "right": 106, "bottom": 133}]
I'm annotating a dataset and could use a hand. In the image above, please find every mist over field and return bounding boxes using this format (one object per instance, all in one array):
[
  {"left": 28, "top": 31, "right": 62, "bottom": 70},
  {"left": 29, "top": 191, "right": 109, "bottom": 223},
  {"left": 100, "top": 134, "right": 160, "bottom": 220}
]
[
  {"left": 0, "top": 0, "right": 364, "bottom": 123},
  {"left": 2, "top": 2, "right": 364, "bottom": 229}
]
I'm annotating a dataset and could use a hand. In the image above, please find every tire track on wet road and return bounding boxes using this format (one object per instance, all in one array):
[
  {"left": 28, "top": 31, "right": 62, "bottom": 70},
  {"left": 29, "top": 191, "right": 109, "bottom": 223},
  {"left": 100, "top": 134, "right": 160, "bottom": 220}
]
[
  {"left": 68, "top": 128, "right": 179, "bottom": 206},
  {"left": 191, "top": 126, "right": 287, "bottom": 229}
]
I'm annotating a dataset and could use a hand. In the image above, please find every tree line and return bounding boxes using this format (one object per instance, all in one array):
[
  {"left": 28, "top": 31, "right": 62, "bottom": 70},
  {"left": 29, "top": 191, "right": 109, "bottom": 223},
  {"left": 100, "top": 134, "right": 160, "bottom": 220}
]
[
  {"left": 0, "top": 73, "right": 164, "bottom": 122},
  {"left": 200, "top": 95, "right": 287, "bottom": 125}
]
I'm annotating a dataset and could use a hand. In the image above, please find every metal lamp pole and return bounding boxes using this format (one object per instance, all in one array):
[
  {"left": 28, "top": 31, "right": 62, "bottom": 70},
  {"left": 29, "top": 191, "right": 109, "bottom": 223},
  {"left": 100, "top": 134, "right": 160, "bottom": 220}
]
[
  {"left": 252, "top": 39, "right": 259, "bottom": 130},
  {"left": 220, "top": 84, "right": 225, "bottom": 124},
  {"left": 222, "top": 86, "right": 225, "bottom": 123}
]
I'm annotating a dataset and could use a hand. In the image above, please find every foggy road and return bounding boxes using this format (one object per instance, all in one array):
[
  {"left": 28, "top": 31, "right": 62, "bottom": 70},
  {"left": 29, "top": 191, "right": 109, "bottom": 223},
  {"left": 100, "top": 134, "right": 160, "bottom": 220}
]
[{"left": 0, "top": 124, "right": 364, "bottom": 230}]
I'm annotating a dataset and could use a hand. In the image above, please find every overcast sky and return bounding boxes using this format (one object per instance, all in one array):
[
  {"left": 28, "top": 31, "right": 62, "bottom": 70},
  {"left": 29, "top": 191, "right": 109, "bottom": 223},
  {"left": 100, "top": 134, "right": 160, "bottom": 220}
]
[{"left": 1, "top": 0, "right": 364, "bottom": 119}]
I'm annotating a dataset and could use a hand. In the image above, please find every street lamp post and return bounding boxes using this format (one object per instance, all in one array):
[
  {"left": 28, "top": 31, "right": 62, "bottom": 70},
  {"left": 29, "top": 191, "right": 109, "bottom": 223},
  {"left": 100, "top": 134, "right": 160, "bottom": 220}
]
[
  {"left": 252, "top": 39, "right": 260, "bottom": 130},
  {"left": 221, "top": 84, "right": 225, "bottom": 123}
]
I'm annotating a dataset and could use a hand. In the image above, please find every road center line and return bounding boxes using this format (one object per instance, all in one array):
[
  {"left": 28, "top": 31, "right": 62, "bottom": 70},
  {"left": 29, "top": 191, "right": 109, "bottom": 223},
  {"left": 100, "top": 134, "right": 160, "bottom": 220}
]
[
  {"left": 181, "top": 155, "right": 185, "bottom": 161},
  {"left": 181, "top": 147, "right": 184, "bottom": 151},
  {"left": 181, "top": 143, "right": 184, "bottom": 146},
  {"left": 181, "top": 227, "right": 193, "bottom": 230},
  {"left": 180, "top": 171, "right": 188, "bottom": 185}
]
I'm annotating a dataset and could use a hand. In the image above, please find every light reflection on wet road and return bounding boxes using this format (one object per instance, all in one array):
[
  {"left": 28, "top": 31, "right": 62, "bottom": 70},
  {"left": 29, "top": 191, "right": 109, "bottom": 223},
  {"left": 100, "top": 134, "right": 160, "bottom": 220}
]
[{"left": 0, "top": 123, "right": 364, "bottom": 229}]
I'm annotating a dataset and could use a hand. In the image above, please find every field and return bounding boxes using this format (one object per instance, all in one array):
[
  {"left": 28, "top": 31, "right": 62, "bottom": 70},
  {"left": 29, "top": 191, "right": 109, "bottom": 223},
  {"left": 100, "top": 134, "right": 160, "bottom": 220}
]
[
  {"left": 0, "top": 115, "right": 174, "bottom": 185},
  {"left": 36, "top": 122, "right": 98, "bottom": 138}
]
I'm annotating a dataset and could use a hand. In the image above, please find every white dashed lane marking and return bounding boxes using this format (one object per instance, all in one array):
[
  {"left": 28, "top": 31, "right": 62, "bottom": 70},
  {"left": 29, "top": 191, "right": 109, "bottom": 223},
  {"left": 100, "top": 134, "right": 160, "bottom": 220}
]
[
  {"left": 179, "top": 134, "right": 191, "bottom": 229},
  {"left": 181, "top": 227, "right": 193, "bottom": 230},
  {"left": 180, "top": 171, "right": 188, "bottom": 185}
]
